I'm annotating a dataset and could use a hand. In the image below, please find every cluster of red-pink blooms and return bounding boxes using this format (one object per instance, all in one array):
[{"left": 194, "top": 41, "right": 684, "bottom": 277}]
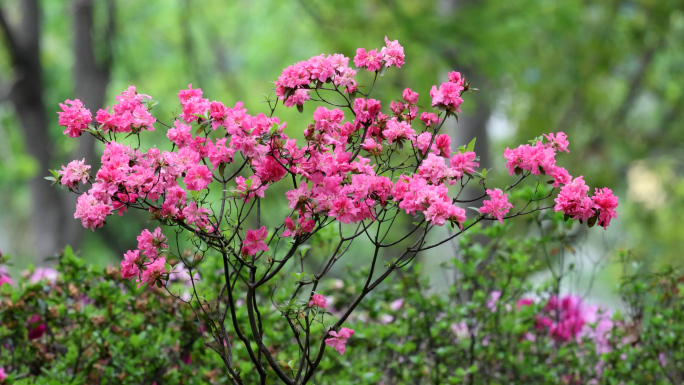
[
  {"left": 479, "top": 292, "right": 613, "bottom": 354},
  {"left": 120, "top": 227, "right": 169, "bottom": 288},
  {"left": 521, "top": 295, "right": 613, "bottom": 354},
  {"left": 504, "top": 132, "right": 618, "bottom": 228}
]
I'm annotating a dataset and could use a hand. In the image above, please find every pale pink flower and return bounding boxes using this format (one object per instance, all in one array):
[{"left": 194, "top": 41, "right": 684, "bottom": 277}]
[
  {"left": 59, "top": 158, "right": 91, "bottom": 188},
  {"left": 29, "top": 267, "right": 59, "bottom": 284}
]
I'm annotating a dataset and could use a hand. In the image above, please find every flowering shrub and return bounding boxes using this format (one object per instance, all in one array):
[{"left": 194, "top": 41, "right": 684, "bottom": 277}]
[{"left": 45, "top": 38, "right": 621, "bottom": 383}]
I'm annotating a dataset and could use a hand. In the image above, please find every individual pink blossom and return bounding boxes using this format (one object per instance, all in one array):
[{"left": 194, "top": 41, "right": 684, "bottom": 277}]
[
  {"left": 325, "top": 327, "right": 355, "bottom": 355},
  {"left": 504, "top": 141, "right": 556, "bottom": 176},
  {"left": 390, "top": 299, "right": 404, "bottom": 311},
  {"left": 139, "top": 257, "right": 167, "bottom": 288},
  {"left": 0, "top": 266, "right": 13, "bottom": 287},
  {"left": 167, "top": 120, "right": 193, "bottom": 148},
  {"left": 74, "top": 192, "right": 112, "bottom": 230},
  {"left": 242, "top": 226, "right": 269, "bottom": 256},
  {"left": 362, "top": 138, "right": 383, "bottom": 155},
  {"left": 592, "top": 187, "right": 618, "bottom": 229},
  {"left": 121, "top": 250, "right": 141, "bottom": 279},
  {"left": 184, "top": 164, "right": 213, "bottom": 191},
  {"left": 0, "top": 367, "right": 6, "bottom": 382},
  {"left": 284, "top": 89, "right": 311, "bottom": 108},
  {"left": 283, "top": 216, "right": 316, "bottom": 237},
  {"left": 554, "top": 176, "right": 594, "bottom": 221},
  {"left": 178, "top": 84, "right": 210, "bottom": 123},
  {"left": 420, "top": 112, "right": 441, "bottom": 126},
  {"left": 182, "top": 202, "right": 212, "bottom": 229},
  {"left": 382, "top": 118, "right": 416, "bottom": 144},
  {"left": 137, "top": 227, "right": 167, "bottom": 259},
  {"left": 415, "top": 132, "right": 432, "bottom": 155},
  {"left": 479, "top": 188, "right": 513, "bottom": 225},
  {"left": 486, "top": 291, "right": 502, "bottom": 312},
  {"left": 29, "top": 267, "right": 59, "bottom": 283},
  {"left": 431, "top": 134, "right": 452, "bottom": 157},
  {"left": 430, "top": 81, "right": 464, "bottom": 113},
  {"left": 309, "top": 293, "right": 328, "bottom": 309},
  {"left": 550, "top": 166, "right": 572, "bottom": 188},
  {"left": 58, "top": 99, "right": 92, "bottom": 137},
  {"left": 59, "top": 158, "right": 91, "bottom": 188},
  {"left": 402, "top": 88, "right": 419, "bottom": 104},
  {"left": 544, "top": 132, "right": 570, "bottom": 153},
  {"left": 449, "top": 151, "right": 479, "bottom": 177},
  {"left": 448, "top": 71, "right": 465, "bottom": 87},
  {"left": 380, "top": 36, "right": 405, "bottom": 68},
  {"left": 353, "top": 98, "right": 381, "bottom": 123},
  {"left": 354, "top": 48, "right": 383, "bottom": 71},
  {"left": 28, "top": 314, "right": 46, "bottom": 340}
]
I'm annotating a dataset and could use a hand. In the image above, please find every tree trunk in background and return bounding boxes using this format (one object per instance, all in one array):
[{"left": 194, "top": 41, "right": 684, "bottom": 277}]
[
  {"left": 0, "top": 0, "right": 113, "bottom": 259},
  {"left": 66, "top": 0, "right": 114, "bottom": 249}
]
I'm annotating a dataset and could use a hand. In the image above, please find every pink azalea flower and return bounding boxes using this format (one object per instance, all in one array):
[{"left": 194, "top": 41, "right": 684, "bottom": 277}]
[
  {"left": 0, "top": 266, "right": 13, "bottom": 287},
  {"left": 58, "top": 99, "right": 92, "bottom": 137},
  {"left": 0, "top": 367, "right": 6, "bottom": 382},
  {"left": 139, "top": 257, "right": 167, "bottom": 288},
  {"left": 309, "top": 293, "right": 328, "bottom": 309},
  {"left": 29, "top": 267, "right": 59, "bottom": 284},
  {"left": 592, "top": 187, "right": 618, "bottom": 229},
  {"left": 184, "top": 164, "right": 213, "bottom": 191},
  {"left": 121, "top": 250, "right": 141, "bottom": 279},
  {"left": 59, "top": 158, "right": 91, "bottom": 188},
  {"left": 430, "top": 81, "right": 464, "bottom": 113},
  {"left": 479, "top": 188, "right": 513, "bottom": 225},
  {"left": 325, "top": 327, "right": 355, "bottom": 355},
  {"left": 242, "top": 226, "right": 269, "bottom": 256},
  {"left": 402, "top": 88, "right": 419, "bottom": 104}
]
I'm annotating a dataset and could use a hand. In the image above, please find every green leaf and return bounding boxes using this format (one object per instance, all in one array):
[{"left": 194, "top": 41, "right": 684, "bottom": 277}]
[
  {"left": 467, "top": 137, "right": 477, "bottom": 152},
  {"left": 296, "top": 103, "right": 304, "bottom": 113},
  {"left": 378, "top": 65, "right": 388, "bottom": 77}
]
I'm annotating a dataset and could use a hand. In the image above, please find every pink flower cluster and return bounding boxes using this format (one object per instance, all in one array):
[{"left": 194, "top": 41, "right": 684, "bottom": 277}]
[
  {"left": 325, "top": 327, "right": 355, "bottom": 355},
  {"left": 354, "top": 36, "right": 405, "bottom": 71},
  {"left": 309, "top": 293, "right": 328, "bottom": 309},
  {"left": 242, "top": 226, "right": 269, "bottom": 256},
  {"left": 275, "top": 53, "right": 358, "bottom": 108},
  {"left": 0, "top": 266, "right": 12, "bottom": 287},
  {"left": 95, "top": 86, "right": 155, "bottom": 133},
  {"left": 479, "top": 189, "right": 513, "bottom": 224},
  {"left": 121, "top": 227, "right": 168, "bottom": 288},
  {"left": 554, "top": 177, "right": 619, "bottom": 229},
  {"left": 58, "top": 158, "right": 91, "bottom": 188},
  {"left": 502, "top": 132, "right": 618, "bottom": 229},
  {"left": 534, "top": 295, "right": 613, "bottom": 353},
  {"left": 430, "top": 71, "right": 466, "bottom": 113},
  {"left": 57, "top": 99, "right": 92, "bottom": 138}
]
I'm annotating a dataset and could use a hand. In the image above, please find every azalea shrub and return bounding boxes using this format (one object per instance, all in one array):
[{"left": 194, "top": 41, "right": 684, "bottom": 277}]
[{"left": 33, "top": 37, "right": 626, "bottom": 384}]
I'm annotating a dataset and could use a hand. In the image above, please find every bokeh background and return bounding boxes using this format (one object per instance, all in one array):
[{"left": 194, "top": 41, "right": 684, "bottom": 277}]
[{"left": 0, "top": 0, "right": 681, "bottom": 300}]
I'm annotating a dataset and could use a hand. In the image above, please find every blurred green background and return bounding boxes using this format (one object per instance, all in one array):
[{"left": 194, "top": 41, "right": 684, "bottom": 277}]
[{"left": 0, "top": 0, "right": 681, "bottom": 291}]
